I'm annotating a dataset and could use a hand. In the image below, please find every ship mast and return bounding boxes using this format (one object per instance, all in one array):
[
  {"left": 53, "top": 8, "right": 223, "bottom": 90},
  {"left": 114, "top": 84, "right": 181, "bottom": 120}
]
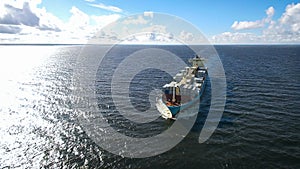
[{"left": 172, "top": 87, "right": 176, "bottom": 102}]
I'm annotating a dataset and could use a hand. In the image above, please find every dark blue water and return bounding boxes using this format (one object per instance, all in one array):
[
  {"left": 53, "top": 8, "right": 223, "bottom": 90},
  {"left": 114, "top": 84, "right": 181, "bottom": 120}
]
[{"left": 0, "top": 45, "right": 299, "bottom": 168}]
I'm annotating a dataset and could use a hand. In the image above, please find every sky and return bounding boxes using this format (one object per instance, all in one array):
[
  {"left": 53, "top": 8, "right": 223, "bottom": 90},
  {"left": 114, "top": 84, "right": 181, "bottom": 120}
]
[{"left": 0, "top": 0, "right": 299, "bottom": 44}]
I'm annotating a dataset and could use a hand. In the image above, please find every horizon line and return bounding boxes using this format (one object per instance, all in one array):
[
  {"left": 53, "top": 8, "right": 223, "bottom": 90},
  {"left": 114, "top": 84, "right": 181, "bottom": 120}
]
[{"left": 0, "top": 43, "right": 300, "bottom": 46}]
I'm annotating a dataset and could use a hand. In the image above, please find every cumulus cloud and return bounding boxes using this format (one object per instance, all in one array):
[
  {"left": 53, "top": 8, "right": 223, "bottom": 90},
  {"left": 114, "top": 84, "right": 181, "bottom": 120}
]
[
  {"left": 231, "top": 20, "right": 264, "bottom": 30},
  {"left": 68, "top": 6, "right": 90, "bottom": 29},
  {"left": 0, "top": 0, "right": 125, "bottom": 43},
  {"left": 89, "top": 3, "right": 123, "bottom": 13},
  {"left": 179, "top": 30, "right": 194, "bottom": 42},
  {"left": 0, "top": 2, "right": 39, "bottom": 27},
  {"left": 213, "top": 3, "right": 300, "bottom": 44},
  {"left": 0, "top": 1, "right": 64, "bottom": 33},
  {"left": 266, "top": 6, "right": 275, "bottom": 18},
  {"left": 0, "top": 0, "right": 299, "bottom": 44},
  {"left": 279, "top": 3, "right": 300, "bottom": 32},
  {"left": 144, "top": 11, "right": 154, "bottom": 18},
  {"left": 261, "top": 3, "right": 300, "bottom": 43},
  {"left": 212, "top": 32, "right": 260, "bottom": 44},
  {"left": 231, "top": 6, "right": 275, "bottom": 31},
  {"left": 0, "top": 25, "right": 21, "bottom": 34},
  {"left": 37, "top": 8, "right": 62, "bottom": 32},
  {"left": 121, "top": 32, "right": 178, "bottom": 45}
]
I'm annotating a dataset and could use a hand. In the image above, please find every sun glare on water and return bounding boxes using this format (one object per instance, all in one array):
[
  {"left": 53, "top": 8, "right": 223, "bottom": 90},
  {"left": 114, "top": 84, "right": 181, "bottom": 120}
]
[{"left": 0, "top": 45, "right": 59, "bottom": 117}]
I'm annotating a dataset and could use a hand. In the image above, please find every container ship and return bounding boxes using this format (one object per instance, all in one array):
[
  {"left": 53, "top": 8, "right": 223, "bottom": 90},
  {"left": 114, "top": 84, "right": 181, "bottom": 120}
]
[{"left": 156, "top": 55, "right": 208, "bottom": 120}]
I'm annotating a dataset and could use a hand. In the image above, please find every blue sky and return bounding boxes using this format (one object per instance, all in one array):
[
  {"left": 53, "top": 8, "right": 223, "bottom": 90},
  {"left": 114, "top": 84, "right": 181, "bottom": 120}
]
[{"left": 0, "top": 0, "right": 299, "bottom": 44}]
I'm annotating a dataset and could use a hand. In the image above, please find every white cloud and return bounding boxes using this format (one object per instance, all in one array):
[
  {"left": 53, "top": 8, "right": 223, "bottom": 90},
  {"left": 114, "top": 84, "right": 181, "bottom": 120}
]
[
  {"left": 0, "top": 25, "right": 21, "bottom": 34},
  {"left": 179, "top": 30, "right": 194, "bottom": 42},
  {"left": 0, "top": 0, "right": 125, "bottom": 44},
  {"left": 0, "top": 2, "right": 40, "bottom": 27},
  {"left": 89, "top": 3, "right": 123, "bottom": 13},
  {"left": 231, "top": 6, "right": 275, "bottom": 31},
  {"left": 0, "top": 0, "right": 63, "bottom": 33},
  {"left": 144, "top": 11, "right": 153, "bottom": 18},
  {"left": 36, "top": 7, "right": 63, "bottom": 32},
  {"left": 121, "top": 33, "right": 178, "bottom": 45},
  {"left": 211, "top": 32, "right": 260, "bottom": 44},
  {"left": 0, "top": 1, "right": 299, "bottom": 44},
  {"left": 213, "top": 3, "right": 300, "bottom": 44},
  {"left": 266, "top": 6, "right": 275, "bottom": 18},
  {"left": 84, "top": 0, "right": 95, "bottom": 2},
  {"left": 279, "top": 3, "right": 300, "bottom": 32},
  {"left": 68, "top": 6, "right": 90, "bottom": 29},
  {"left": 231, "top": 20, "right": 264, "bottom": 30},
  {"left": 0, "top": 0, "right": 42, "bottom": 11}
]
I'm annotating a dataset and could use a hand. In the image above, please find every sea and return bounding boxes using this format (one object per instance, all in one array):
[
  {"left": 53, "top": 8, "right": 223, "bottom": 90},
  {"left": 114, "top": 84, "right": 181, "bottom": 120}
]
[{"left": 0, "top": 45, "right": 299, "bottom": 168}]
